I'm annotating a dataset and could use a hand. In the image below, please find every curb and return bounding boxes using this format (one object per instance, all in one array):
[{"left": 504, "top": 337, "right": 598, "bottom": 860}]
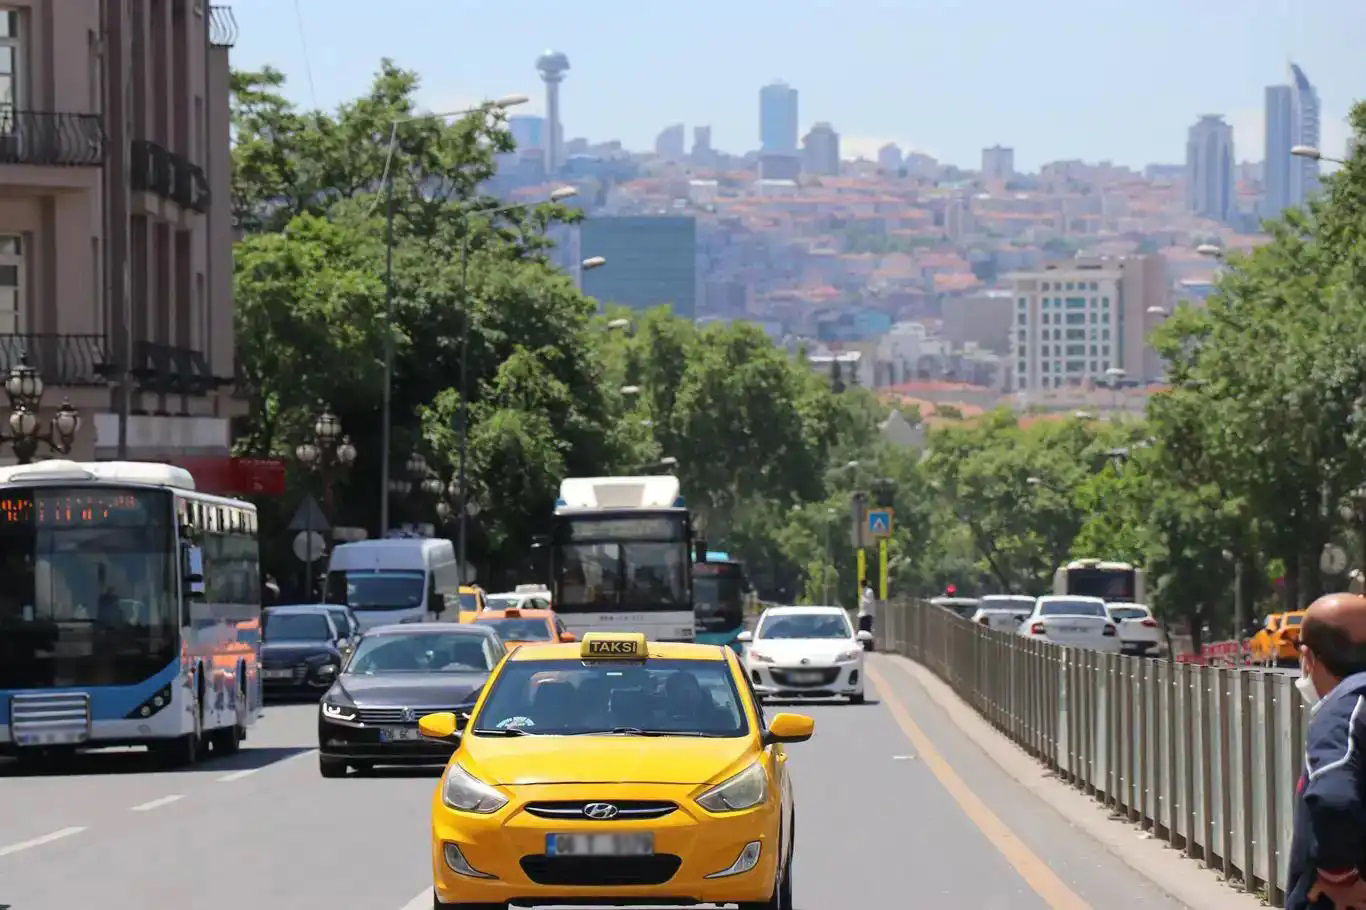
[{"left": 876, "top": 653, "right": 1265, "bottom": 910}]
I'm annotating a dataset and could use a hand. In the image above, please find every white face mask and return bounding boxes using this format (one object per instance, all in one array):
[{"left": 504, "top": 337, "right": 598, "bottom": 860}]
[{"left": 1295, "top": 673, "right": 1321, "bottom": 707}]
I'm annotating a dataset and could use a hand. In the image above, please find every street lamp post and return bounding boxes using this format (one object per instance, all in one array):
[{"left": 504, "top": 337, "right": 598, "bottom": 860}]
[
  {"left": 453, "top": 186, "right": 580, "bottom": 587},
  {"left": 1292, "top": 145, "right": 1347, "bottom": 166},
  {"left": 294, "top": 403, "right": 358, "bottom": 597},
  {"left": 378, "top": 95, "right": 529, "bottom": 539},
  {"left": 823, "top": 507, "right": 835, "bottom": 603},
  {"left": 0, "top": 355, "right": 80, "bottom": 464}
]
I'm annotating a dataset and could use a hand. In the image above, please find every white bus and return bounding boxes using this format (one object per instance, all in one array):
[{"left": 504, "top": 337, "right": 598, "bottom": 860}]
[
  {"left": 0, "top": 459, "right": 262, "bottom": 767},
  {"left": 547, "top": 475, "right": 696, "bottom": 642},
  {"left": 1053, "top": 558, "right": 1145, "bottom": 604}
]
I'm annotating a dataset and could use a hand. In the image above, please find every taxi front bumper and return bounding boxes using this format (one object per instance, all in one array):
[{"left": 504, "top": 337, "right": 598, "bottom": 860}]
[{"left": 431, "top": 783, "right": 781, "bottom": 905}]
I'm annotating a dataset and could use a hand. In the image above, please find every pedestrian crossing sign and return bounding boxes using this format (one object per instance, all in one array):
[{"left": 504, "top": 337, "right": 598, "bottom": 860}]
[{"left": 867, "top": 509, "right": 893, "bottom": 538}]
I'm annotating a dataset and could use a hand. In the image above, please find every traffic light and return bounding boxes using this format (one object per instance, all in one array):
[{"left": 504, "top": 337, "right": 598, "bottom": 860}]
[
  {"left": 945, "top": 583, "right": 957, "bottom": 596},
  {"left": 872, "top": 478, "right": 895, "bottom": 508}
]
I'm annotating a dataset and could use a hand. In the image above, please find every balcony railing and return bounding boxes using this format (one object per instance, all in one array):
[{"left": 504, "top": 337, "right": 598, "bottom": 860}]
[
  {"left": 130, "top": 139, "right": 211, "bottom": 212},
  {"left": 0, "top": 334, "right": 113, "bottom": 385},
  {"left": 209, "top": 6, "right": 238, "bottom": 48},
  {"left": 130, "top": 340, "right": 228, "bottom": 396},
  {"left": 0, "top": 111, "right": 105, "bottom": 167}
]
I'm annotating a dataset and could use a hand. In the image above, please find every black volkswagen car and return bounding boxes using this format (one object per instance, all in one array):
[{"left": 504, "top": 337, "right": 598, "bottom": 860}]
[
  {"left": 316, "top": 622, "right": 504, "bottom": 777},
  {"left": 260, "top": 606, "right": 346, "bottom": 699}
]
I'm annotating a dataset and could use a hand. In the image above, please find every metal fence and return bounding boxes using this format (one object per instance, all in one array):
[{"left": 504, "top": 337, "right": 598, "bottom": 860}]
[{"left": 881, "top": 599, "right": 1306, "bottom": 906}]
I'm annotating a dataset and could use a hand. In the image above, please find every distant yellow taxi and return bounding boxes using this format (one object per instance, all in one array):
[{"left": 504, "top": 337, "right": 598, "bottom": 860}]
[{"left": 417, "top": 631, "right": 813, "bottom": 909}]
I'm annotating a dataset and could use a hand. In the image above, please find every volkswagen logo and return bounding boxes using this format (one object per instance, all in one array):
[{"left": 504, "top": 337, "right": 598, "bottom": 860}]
[
  {"left": 583, "top": 802, "right": 619, "bottom": 820},
  {"left": 403, "top": 707, "right": 416, "bottom": 722}
]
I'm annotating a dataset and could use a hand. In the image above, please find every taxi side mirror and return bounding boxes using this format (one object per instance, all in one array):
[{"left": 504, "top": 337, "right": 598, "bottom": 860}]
[
  {"left": 418, "top": 712, "right": 462, "bottom": 742},
  {"left": 736, "top": 630, "right": 753, "bottom": 643},
  {"left": 762, "top": 712, "right": 814, "bottom": 746},
  {"left": 559, "top": 631, "right": 577, "bottom": 642}
]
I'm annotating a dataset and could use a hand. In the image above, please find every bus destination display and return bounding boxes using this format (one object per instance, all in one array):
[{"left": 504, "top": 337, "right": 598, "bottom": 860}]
[
  {"left": 0, "top": 490, "right": 150, "bottom": 526},
  {"left": 694, "top": 562, "right": 741, "bottom": 577},
  {"left": 567, "top": 516, "right": 684, "bottom": 541}
]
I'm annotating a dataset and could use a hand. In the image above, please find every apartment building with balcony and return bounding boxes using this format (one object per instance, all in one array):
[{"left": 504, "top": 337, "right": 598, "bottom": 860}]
[{"left": 0, "top": 0, "right": 239, "bottom": 462}]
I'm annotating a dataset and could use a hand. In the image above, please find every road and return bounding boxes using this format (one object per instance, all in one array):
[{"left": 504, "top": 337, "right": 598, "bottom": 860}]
[{"left": 0, "top": 655, "right": 1215, "bottom": 909}]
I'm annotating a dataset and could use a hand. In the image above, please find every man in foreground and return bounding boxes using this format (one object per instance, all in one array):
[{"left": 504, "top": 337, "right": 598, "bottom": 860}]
[{"left": 1288, "top": 592, "right": 1366, "bottom": 909}]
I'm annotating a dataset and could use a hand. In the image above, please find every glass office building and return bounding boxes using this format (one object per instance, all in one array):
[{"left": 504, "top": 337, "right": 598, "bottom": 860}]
[{"left": 580, "top": 216, "right": 698, "bottom": 319}]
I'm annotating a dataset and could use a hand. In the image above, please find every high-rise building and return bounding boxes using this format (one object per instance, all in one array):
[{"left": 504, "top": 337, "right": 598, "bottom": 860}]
[
  {"left": 877, "top": 143, "right": 902, "bottom": 173},
  {"left": 580, "top": 216, "right": 697, "bottom": 320},
  {"left": 535, "top": 50, "right": 569, "bottom": 176},
  {"left": 0, "top": 0, "right": 241, "bottom": 461},
  {"left": 758, "top": 81, "right": 798, "bottom": 155},
  {"left": 1008, "top": 255, "right": 1167, "bottom": 391},
  {"left": 981, "top": 145, "right": 1015, "bottom": 180},
  {"left": 1185, "top": 115, "right": 1235, "bottom": 223},
  {"left": 692, "top": 126, "right": 712, "bottom": 158},
  {"left": 655, "top": 124, "right": 685, "bottom": 160},
  {"left": 1288, "top": 63, "right": 1321, "bottom": 205},
  {"left": 802, "top": 123, "right": 840, "bottom": 176},
  {"left": 1264, "top": 64, "right": 1322, "bottom": 217},
  {"left": 1263, "top": 85, "right": 1293, "bottom": 216}
]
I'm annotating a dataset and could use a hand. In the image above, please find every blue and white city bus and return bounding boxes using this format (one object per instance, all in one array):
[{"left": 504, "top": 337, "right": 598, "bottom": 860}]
[
  {"left": 547, "top": 475, "right": 697, "bottom": 642},
  {"left": 0, "top": 460, "right": 262, "bottom": 767},
  {"left": 693, "top": 550, "right": 751, "bottom": 652}
]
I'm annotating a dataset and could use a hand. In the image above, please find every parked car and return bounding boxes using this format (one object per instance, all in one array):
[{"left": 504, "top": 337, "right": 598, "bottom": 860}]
[
  {"left": 1017, "top": 595, "right": 1120, "bottom": 653},
  {"left": 970, "top": 595, "right": 1036, "bottom": 632},
  {"left": 1105, "top": 602, "right": 1160, "bottom": 656}
]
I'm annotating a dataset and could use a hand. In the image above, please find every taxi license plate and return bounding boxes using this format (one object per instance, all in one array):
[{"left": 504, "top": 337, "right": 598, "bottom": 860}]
[
  {"left": 262, "top": 669, "right": 293, "bottom": 679},
  {"left": 789, "top": 671, "right": 824, "bottom": 684},
  {"left": 546, "top": 833, "right": 654, "bottom": 856},
  {"left": 378, "top": 726, "right": 423, "bottom": 742}
]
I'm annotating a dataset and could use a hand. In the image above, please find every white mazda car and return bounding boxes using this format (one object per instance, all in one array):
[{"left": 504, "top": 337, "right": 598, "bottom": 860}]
[{"left": 739, "top": 605, "right": 871, "bottom": 704}]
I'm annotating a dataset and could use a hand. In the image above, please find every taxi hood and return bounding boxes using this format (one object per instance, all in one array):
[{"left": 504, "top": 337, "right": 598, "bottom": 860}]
[{"left": 461, "top": 734, "right": 756, "bottom": 786}]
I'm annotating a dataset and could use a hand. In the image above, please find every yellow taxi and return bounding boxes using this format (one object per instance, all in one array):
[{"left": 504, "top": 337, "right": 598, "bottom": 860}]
[
  {"left": 471, "top": 607, "right": 576, "bottom": 652},
  {"left": 416, "top": 631, "right": 812, "bottom": 909},
  {"left": 1250, "top": 610, "right": 1306, "bottom": 667},
  {"left": 453, "top": 585, "right": 487, "bottom": 624}
]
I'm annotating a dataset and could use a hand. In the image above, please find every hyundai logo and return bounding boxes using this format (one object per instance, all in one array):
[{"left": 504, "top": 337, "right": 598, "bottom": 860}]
[{"left": 583, "top": 802, "right": 620, "bottom": 820}]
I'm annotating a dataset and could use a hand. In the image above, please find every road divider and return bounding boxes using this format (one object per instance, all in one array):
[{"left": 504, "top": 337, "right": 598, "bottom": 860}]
[
  {"left": 880, "top": 599, "right": 1305, "bottom": 908},
  {"left": 130, "top": 794, "right": 184, "bottom": 812}
]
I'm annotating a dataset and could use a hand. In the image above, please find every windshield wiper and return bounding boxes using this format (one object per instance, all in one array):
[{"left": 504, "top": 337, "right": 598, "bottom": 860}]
[
  {"left": 574, "top": 727, "right": 720, "bottom": 737},
  {"left": 472, "top": 727, "right": 536, "bottom": 736}
]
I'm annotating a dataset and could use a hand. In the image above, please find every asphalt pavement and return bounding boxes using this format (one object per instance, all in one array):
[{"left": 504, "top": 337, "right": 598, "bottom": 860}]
[{"left": 0, "top": 660, "right": 1207, "bottom": 909}]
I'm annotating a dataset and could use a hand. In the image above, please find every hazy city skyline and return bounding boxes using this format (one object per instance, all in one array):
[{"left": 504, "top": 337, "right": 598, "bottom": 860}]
[{"left": 231, "top": 0, "right": 1362, "bottom": 171}]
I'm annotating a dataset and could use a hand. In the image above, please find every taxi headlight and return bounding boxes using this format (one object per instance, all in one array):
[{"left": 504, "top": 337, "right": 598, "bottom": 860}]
[
  {"left": 321, "top": 701, "right": 357, "bottom": 722},
  {"left": 442, "top": 764, "right": 508, "bottom": 814},
  {"left": 836, "top": 648, "right": 862, "bottom": 662},
  {"left": 695, "top": 762, "right": 768, "bottom": 813}
]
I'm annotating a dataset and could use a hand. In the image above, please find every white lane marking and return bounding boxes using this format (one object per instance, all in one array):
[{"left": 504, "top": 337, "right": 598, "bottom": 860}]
[
  {"left": 399, "top": 888, "right": 432, "bottom": 910},
  {"left": 130, "top": 794, "right": 184, "bottom": 812},
  {"left": 216, "top": 768, "right": 260, "bottom": 782},
  {"left": 0, "top": 826, "right": 87, "bottom": 857}
]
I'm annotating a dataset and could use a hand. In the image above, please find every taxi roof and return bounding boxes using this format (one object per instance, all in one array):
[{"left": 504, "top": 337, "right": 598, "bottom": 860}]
[
  {"left": 507, "top": 638, "right": 729, "bottom": 663},
  {"left": 475, "top": 608, "right": 554, "bottom": 620}
]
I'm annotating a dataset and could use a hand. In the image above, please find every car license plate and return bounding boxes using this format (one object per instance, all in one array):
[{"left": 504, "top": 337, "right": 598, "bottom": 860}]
[
  {"left": 546, "top": 833, "right": 654, "bottom": 856},
  {"left": 262, "top": 669, "right": 293, "bottom": 679},
  {"left": 16, "top": 730, "right": 88, "bottom": 746},
  {"left": 789, "top": 671, "right": 824, "bottom": 683},
  {"left": 378, "top": 726, "right": 423, "bottom": 743}
]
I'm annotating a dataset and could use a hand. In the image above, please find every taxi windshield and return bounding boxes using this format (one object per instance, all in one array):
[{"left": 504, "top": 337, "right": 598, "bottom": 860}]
[
  {"left": 346, "top": 632, "right": 493, "bottom": 674},
  {"left": 472, "top": 658, "right": 748, "bottom": 738},
  {"left": 756, "top": 612, "right": 851, "bottom": 640},
  {"left": 477, "top": 617, "right": 553, "bottom": 641}
]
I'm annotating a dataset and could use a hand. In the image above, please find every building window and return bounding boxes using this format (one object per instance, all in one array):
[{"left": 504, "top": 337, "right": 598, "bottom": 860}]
[
  {"left": 1018, "top": 297, "right": 1026, "bottom": 308},
  {"left": 0, "top": 8, "right": 21, "bottom": 117},
  {"left": 0, "top": 234, "right": 24, "bottom": 333},
  {"left": 1089, "top": 282, "right": 1098, "bottom": 291}
]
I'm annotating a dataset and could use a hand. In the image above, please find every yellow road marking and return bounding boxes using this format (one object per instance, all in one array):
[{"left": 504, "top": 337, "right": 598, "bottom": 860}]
[{"left": 866, "top": 663, "right": 1092, "bottom": 910}]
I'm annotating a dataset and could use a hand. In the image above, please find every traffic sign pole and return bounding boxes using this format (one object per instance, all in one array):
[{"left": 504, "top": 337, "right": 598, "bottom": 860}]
[{"left": 878, "top": 538, "right": 889, "bottom": 600}]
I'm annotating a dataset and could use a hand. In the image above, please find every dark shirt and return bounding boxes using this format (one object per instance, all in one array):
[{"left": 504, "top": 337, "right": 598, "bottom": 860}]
[{"left": 1286, "top": 671, "right": 1366, "bottom": 909}]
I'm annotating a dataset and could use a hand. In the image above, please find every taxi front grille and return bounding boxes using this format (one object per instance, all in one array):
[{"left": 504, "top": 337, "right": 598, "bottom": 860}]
[
  {"left": 770, "top": 667, "right": 841, "bottom": 687},
  {"left": 523, "top": 800, "right": 677, "bottom": 820},
  {"left": 520, "top": 854, "right": 681, "bottom": 886}
]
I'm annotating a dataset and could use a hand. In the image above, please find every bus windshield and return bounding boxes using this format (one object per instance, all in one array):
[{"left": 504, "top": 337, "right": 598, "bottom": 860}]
[
  {"left": 324, "top": 570, "right": 425, "bottom": 611},
  {"left": 0, "top": 487, "right": 177, "bottom": 689},
  {"left": 1064, "top": 568, "right": 1136, "bottom": 601},
  {"left": 552, "top": 513, "right": 690, "bottom": 613},
  {"left": 693, "top": 563, "right": 745, "bottom": 631}
]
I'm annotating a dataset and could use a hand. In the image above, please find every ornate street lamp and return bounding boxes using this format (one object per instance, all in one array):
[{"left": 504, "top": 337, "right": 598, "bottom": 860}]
[
  {"left": 294, "top": 403, "right": 357, "bottom": 594},
  {"left": 1, "top": 354, "right": 79, "bottom": 464}
]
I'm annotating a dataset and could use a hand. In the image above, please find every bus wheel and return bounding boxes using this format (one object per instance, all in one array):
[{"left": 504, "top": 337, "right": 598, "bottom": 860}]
[
  {"left": 152, "top": 731, "right": 199, "bottom": 768},
  {"left": 211, "top": 723, "right": 241, "bottom": 755}
]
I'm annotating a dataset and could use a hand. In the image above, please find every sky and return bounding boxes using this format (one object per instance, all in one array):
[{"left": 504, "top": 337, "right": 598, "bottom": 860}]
[{"left": 229, "top": 0, "right": 1364, "bottom": 173}]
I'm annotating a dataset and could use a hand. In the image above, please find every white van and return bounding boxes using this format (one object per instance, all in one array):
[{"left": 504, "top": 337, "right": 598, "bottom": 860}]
[{"left": 322, "top": 538, "right": 462, "bottom": 630}]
